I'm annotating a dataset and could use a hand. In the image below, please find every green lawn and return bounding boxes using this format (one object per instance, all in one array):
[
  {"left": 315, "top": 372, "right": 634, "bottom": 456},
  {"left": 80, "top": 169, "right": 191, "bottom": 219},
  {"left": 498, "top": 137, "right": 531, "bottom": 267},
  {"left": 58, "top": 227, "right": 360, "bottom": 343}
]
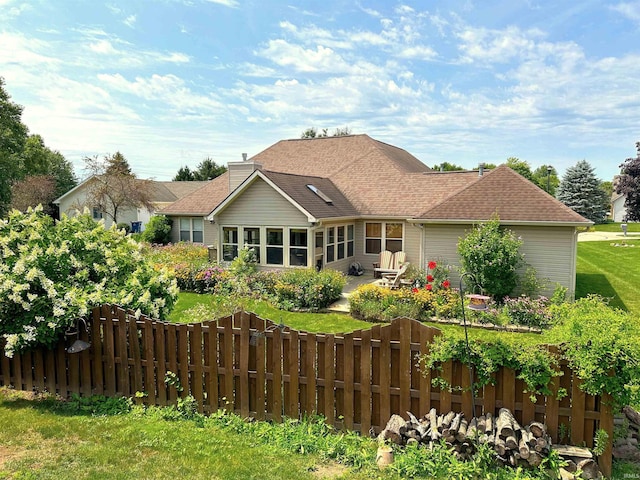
[
  {"left": 576, "top": 239, "right": 640, "bottom": 313},
  {"left": 589, "top": 221, "right": 640, "bottom": 233},
  {"left": 0, "top": 390, "right": 370, "bottom": 480},
  {"left": 168, "top": 292, "right": 373, "bottom": 333}
]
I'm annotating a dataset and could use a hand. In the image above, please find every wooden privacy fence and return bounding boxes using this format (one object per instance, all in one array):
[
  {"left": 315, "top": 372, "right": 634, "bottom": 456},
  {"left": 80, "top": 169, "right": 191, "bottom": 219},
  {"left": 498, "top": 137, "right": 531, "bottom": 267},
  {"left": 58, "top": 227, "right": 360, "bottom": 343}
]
[{"left": 0, "top": 304, "right": 613, "bottom": 473}]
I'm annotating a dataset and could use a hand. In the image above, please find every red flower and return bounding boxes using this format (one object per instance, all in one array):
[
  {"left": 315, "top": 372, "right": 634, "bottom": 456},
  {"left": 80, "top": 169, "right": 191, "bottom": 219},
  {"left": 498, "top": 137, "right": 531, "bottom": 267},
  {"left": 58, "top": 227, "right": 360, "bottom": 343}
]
[
  {"left": 426, "top": 274, "right": 434, "bottom": 282},
  {"left": 442, "top": 280, "right": 450, "bottom": 289},
  {"left": 425, "top": 284, "right": 433, "bottom": 291},
  {"left": 428, "top": 261, "right": 437, "bottom": 270},
  {"left": 411, "top": 287, "right": 418, "bottom": 293}
]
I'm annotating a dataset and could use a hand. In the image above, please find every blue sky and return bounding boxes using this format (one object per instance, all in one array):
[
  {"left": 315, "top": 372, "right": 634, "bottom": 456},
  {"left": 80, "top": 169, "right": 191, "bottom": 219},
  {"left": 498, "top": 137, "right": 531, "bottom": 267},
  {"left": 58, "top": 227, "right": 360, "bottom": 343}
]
[{"left": 1, "top": 0, "right": 639, "bottom": 182}]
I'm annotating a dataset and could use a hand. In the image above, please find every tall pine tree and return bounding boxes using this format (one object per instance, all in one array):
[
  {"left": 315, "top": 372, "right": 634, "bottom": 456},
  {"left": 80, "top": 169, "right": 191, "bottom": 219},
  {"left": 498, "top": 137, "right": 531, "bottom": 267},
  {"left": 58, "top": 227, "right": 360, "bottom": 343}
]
[{"left": 556, "top": 160, "right": 609, "bottom": 223}]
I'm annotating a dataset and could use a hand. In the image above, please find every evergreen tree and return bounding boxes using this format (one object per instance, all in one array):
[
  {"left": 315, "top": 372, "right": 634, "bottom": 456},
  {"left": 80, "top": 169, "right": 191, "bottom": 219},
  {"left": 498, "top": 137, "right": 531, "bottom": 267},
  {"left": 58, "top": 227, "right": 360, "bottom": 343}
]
[
  {"left": 556, "top": 160, "right": 609, "bottom": 223},
  {"left": 616, "top": 142, "right": 640, "bottom": 221},
  {"left": 193, "top": 157, "right": 226, "bottom": 180},
  {"left": 173, "top": 165, "right": 195, "bottom": 181}
]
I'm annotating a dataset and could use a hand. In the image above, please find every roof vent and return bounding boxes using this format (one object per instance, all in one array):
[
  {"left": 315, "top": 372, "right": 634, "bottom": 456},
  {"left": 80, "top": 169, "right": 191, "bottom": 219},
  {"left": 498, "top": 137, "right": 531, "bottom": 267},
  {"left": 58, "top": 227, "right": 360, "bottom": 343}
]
[
  {"left": 306, "top": 184, "right": 333, "bottom": 204},
  {"left": 478, "top": 163, "right": 485, "bottom": 177},
  {"left": 242, "top": 153, "right": 247, "bottom": 161}
]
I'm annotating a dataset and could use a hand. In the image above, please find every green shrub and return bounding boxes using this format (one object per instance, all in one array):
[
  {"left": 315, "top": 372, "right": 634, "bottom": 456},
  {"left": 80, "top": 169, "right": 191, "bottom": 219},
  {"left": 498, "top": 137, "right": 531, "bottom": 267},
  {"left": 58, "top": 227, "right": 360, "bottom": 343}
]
[
  {"left": 503, "top": 295, "right": 552, "bottom": 328},
  {"left": 229, "top": 245, "right": 258, "bottom": 278},
  {"left": 547, "top": 295, "right": 640, "bottom": 408},
  {"left": 141, "top": 215, "right": 173, "bottom": 244},
  {"left": 273, "top": 268, "right": 345, "bottom": 311},
  {"left": 457, "top": 216, "right": 524, "bottom": 301},
  {"left": 0, "top": 207, "right": 178, "bottom": 356}
]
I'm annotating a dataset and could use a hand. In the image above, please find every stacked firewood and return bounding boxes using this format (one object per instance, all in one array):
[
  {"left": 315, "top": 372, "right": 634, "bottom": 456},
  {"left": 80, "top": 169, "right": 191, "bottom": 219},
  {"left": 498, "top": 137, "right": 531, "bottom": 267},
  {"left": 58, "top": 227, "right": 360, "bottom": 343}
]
[
  {"left": 613, "top": 405, "right": 640, "bottom": 462},
  {"left": 379, "top": 407, "right": 553, "bottom": 467}
]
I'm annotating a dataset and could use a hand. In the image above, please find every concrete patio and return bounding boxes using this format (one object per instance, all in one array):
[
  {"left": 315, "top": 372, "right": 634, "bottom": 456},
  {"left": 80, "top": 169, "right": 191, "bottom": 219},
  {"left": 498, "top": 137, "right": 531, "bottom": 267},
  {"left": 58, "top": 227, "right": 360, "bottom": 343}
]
[{"left": 326, "top": 273, "right": 378, "bottom": 313}]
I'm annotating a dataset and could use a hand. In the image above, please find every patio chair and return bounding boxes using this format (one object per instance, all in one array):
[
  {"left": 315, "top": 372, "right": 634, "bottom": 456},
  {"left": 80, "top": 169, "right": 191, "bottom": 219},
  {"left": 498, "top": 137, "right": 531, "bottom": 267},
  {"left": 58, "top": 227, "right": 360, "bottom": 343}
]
[
  {"left": 373, "top": 250, "right": 407, "bottom": 278},
  {"left": 373, "top": 250, "right": 393, "bottom": 278},
  {"left": 379, "top": 263, "right": 408, "bottom": 289}
]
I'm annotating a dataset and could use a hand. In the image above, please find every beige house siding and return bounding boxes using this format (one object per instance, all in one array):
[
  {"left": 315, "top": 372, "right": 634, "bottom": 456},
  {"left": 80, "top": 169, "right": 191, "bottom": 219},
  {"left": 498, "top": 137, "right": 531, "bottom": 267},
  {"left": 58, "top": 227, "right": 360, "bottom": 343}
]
[
  {"left": 218, "top": 178, "right": 308, "bottom": 226},
  {"left": 511, "top": 225, "right": 577, "bottom": 297},
  {"left": 215, "top": 178, "right": 312, "bottom": 268},
  {"left": 423, "top": 224, "right": 577, "bottom": 297}
]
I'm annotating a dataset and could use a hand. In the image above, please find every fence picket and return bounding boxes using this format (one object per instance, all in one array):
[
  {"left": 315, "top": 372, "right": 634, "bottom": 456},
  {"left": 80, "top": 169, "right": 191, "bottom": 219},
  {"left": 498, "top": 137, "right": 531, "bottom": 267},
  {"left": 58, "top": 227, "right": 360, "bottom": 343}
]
[
  {"left": 360, "top": 328, "right": 371, "bottom": 435},
  {"left": 192, "top": 323, "right": 204, "bottom": 413}
]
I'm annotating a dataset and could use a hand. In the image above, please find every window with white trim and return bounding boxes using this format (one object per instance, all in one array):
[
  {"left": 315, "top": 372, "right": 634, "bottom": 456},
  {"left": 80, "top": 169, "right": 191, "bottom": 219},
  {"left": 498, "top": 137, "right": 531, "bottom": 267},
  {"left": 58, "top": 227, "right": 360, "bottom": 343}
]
[
  {"left": 337, "top": 226, "right": 345, "bottom": 260},
  {"left": 347, "top": 225, "right": 354, "bottom": 257},
  {"left": 326, "top": 227, "right": 335, "bottom": 263},
  {"left": 222, "top": 227, "right": 238, "bottom": 261},
  {"left": 365, "top": 222, "right": 403, "bottom": 254},
  {"left": 289, "top": 229, "right": 308, "bottom": 266},
  {"left": 266, "top": 228, "right": 283, "bottom": 265},
  {"left": 243, "top": 227, "right": 260, "bottom": 263},
  {"left": 180, "top": 217, "right": 204, "bottom": 243}
]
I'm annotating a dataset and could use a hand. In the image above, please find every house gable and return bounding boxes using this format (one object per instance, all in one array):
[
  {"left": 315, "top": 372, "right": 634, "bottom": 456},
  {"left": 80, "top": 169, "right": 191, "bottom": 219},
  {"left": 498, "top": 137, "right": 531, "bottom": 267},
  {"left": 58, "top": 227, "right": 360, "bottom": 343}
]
[{"left": 415, "top": 165, "right": 591, "bottom": 225}]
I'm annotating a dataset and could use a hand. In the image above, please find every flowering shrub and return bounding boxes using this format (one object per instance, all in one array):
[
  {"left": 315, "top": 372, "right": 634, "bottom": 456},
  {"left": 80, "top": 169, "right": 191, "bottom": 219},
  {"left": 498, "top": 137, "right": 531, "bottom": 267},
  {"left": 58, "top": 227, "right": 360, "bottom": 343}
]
[
  {"left": 407, "top": 260, "right": 452, "bottom": 292},
  {"left": 503, "top": 295, "right": 552, "bottom": 328},
  {"left": 272, "top": 269, "right": 346, "bottom": 311},
  {"left": 145, "top": 243, "right": 209, "bottom": 270},
  {"left": 0, "top": 207, "right": 178, "bottom": 356},
  {"left": 349, "top": 284, "right": 456, "bottom": 322},
  {"left": 457, "top": 216, "right": 524, "bottom": 301}
]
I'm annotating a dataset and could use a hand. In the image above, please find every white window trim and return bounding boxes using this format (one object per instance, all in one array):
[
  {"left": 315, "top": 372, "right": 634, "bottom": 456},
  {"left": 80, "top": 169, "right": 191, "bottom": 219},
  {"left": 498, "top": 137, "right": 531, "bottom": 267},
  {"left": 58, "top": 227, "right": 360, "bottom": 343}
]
[
  {"left": 364, "top": 221, "right": 404, "bottom": 254},
  {"left": 180, "top": 217, "right": 204, "bottom": 243}
]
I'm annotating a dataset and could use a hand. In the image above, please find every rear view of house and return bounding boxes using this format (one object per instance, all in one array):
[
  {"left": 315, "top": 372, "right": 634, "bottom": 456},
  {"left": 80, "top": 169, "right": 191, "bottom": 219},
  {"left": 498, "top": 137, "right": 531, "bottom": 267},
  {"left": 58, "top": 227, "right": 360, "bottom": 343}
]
[{"left": 159, "top": 135, "right": 591, "bottom": 296}]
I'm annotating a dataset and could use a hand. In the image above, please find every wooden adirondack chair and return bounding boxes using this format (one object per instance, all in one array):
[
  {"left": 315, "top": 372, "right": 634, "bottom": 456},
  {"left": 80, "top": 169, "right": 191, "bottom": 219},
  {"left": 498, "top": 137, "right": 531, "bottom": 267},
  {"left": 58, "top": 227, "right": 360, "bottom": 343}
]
[{"left": 380, "top": 263, "right": 409, "bottom": 289}]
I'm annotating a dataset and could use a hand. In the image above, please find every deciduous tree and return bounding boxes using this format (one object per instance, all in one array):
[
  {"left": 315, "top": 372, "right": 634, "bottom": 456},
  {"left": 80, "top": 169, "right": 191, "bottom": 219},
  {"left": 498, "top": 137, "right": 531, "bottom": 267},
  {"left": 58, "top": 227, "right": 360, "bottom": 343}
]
[
  {"left": 0, "top": 77, "right": 28, "bottom": 216},
  {"left": 82, "top": 152, "right": 154, "bottom": 224},
  {"left": 9, "top": 175, "right": 56, "bottom": 215},
  {"left": 616, "top": 142, "right": 640, "bottom": 221},
  {"left": 556, "top": 160, "right": 609, "bottom": 223}
]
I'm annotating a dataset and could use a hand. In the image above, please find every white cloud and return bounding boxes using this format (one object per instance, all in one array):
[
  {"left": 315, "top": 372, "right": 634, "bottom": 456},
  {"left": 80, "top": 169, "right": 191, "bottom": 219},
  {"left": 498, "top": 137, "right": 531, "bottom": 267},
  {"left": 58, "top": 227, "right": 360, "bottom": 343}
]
[
  {"left": 456, "top": 25, "right": 546, "bottom": 64},
  {"left": 203, "top": 0, "right": 239, "bottom": 7},
  {"left": 0, "top": 32, "right": 59, "bottom": 67},
  {"left": 124, "top": 14, "right": 137, "bottom": 28},
  {"left": 257, "top": 40, "right": 348, "bottom": 73},
  {"left": 397, "top": 45, "right": 437, "bottom": 61},
  {"left": 611, "top": 2, "right": 640, "bottom": 23},
  {"left": 88, "top": 39, "right": 119, "bottom": 55},
  {"left": 97, "top": 73, "right": 224, "bottom": 113}
]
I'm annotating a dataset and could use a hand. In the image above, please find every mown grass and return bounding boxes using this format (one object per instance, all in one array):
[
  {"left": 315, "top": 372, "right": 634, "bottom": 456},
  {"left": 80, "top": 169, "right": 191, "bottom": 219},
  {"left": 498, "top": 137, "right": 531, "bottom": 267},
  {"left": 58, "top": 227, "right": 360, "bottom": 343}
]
[
  {"left": 0, "top": 390, "right": 347, "bottom": 480},
  {"left": 590, "top": 221, "right": 640, "bottom": 233},
  {"left": 168, "top": 292, "right": 373, "bottom": 333},
  {"left": 576, "top": 239, "right": 640, "bottom": 313}
]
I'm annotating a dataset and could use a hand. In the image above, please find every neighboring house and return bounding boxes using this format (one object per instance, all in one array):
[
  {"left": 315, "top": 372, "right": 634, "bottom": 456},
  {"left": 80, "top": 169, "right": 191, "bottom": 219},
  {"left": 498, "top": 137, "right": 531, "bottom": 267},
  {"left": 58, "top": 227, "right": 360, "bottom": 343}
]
[
  {"left": 611, "top": 175, "right": 627, "bottom": 222},
  {"left": 53, "top": 176, "right": 208, "bottom": 230},
  {"left": 159, "top": 135, "right": 590, "bottom": 296}
]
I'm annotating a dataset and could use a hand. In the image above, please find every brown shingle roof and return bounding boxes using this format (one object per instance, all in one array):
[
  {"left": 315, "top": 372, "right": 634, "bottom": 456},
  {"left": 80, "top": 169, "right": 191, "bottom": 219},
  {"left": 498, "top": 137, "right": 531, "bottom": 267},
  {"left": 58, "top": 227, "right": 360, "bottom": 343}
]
[
  {"left": 251, "top": 134, "right": 430, "bottom": 178},
  {"left": 416, "top": 165, "right": 590, "bottom": 224},
  {"left": 159, "top": 174, "right": 229, "bottom": 215},
  {"left": 158, "top": 135, "right": 591, "bottom": 225},
  {"left": 159, "top": 181, "right": 210, "bottom": 199},
  {"left": 260, "top": 171, "right": 359, "bottom": 219}
]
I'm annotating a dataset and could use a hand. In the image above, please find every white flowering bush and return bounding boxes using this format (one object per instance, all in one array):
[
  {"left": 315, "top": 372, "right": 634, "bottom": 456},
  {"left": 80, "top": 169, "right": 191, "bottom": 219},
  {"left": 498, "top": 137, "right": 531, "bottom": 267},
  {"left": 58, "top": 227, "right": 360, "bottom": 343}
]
[{"left": 0, "top": 207, "right": 178, "bottom": 356}]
